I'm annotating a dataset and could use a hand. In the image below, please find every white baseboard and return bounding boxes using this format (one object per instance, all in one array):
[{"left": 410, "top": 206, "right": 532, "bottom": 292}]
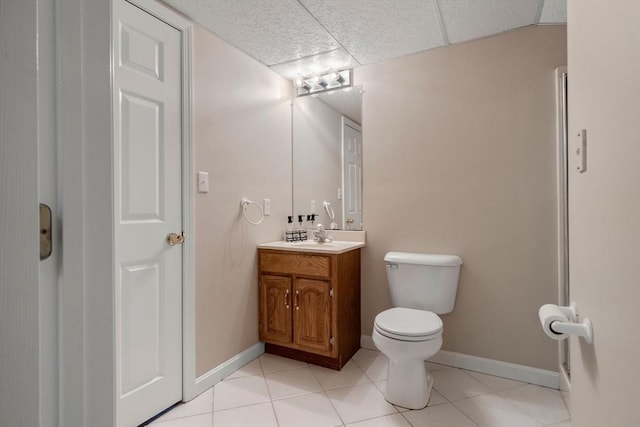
[
  {"left": 360, "top": 334, "right": 376, "bottom": 350},
  {"left": 190, "top": 342, "right": 265, "bottom": 399},
  {"left": 360, "top": 335, "right": 559, "bottom": 389}
]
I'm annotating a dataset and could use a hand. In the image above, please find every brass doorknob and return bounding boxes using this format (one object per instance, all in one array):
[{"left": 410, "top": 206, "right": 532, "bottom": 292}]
[{"left": 166, "top": 232, "right": 185, "bottom": 246}]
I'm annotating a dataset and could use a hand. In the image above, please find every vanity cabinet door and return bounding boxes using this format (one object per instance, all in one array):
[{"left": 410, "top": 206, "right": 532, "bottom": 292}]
[
  {"left": 259, "top": 275, "right": 292, "bottom": 344},
  {"left": 293, "top": 278, "right": 332, "bottom": 355}
]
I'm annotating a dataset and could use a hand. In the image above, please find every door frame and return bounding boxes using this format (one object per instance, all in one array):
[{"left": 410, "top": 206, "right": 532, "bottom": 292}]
[
  {"left": 59, "top": 1, "right": 196, "bottom": 425},
  {"left": 554, "top": 66, "right": 571, "bottom": 396}
]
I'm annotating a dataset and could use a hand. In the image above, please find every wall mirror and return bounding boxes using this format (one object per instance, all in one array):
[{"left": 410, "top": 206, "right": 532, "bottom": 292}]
[{"left": 292, "top": 86, "right": 363, "bottom": 231}]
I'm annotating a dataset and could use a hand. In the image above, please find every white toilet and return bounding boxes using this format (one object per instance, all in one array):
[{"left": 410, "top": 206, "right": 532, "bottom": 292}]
[{"left": 373, "top": 252, "right": 463, "bottom": 409}]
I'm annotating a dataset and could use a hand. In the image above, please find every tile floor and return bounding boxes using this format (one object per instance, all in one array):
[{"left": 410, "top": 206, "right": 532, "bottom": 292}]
[{"left": 148, "top": 349, "right": 571, "bottom": 427}]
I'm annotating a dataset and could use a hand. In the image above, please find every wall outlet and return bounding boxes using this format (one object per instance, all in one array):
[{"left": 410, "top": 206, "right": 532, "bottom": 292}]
[{"left": 197, "top": 171, "right": 209, "bottom": 193}]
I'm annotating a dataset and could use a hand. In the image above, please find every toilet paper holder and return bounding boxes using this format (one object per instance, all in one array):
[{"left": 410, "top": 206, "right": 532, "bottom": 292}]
[{"left": 540, "top": 303, "right": 593, "bottom": 344}]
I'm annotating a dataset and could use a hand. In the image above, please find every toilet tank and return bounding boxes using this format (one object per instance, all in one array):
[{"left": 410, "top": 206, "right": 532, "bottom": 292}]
[{"left": 384, "top": 252, "right": 463, "bottom": 314}]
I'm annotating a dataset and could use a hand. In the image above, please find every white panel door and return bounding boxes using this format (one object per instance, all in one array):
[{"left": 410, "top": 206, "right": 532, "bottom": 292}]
[
  {"left": 113, "top": 1, "right": 182, "bottom": 426},
  {"left": 567, "top": 1, "right": 640, "bottom": 425},
  {"left": 342, "top": 118, "right": 363, "bottom": 230}
]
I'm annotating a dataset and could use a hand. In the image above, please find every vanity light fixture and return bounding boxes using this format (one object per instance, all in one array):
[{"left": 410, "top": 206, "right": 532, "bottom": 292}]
[
  {"left": 294, "top": 69, "right": 352, "bottom": 97},
  {"left": 294, "top": 77, "right": 311, "bottom": 91},
  {"left": 327, "top": 71, "right": 344, "bottom": 84}
]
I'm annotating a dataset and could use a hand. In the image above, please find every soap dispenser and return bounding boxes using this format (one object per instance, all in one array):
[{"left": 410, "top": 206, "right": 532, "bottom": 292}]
[
  {"left": 297, "top": 215, "right": 307, "bottom": 241},
  {"left": 284, "top": 216, "right": 293, "bottom": 242}
]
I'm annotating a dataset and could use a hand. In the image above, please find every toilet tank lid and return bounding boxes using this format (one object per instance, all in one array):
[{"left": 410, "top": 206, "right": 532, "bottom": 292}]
[{"left": 384, "top": 252, "right": 463, "bottom": 266}]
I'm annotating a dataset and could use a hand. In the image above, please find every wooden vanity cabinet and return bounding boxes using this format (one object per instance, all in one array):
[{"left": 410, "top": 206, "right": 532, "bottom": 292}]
[{"left": 258, "top": 248, "right": 361, "bottom": 370}]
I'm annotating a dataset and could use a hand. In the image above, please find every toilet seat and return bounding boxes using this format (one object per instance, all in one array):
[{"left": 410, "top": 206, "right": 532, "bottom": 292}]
[{"left": 374, "top": 307, "right": 443, "bottom": 342}]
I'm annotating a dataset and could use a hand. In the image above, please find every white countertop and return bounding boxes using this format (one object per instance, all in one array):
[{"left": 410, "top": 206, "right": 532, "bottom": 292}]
[{"left": 258, "top": 240, "right": 365, "bottom": 254}]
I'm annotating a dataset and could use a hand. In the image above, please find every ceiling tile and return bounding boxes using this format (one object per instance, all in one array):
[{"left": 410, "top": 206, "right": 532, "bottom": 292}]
[
  {"left": 269, "top": 48, "right": 359, "bottom": 81},
  {"left": 162, "top": 0, "right": 339, "bottom": 65},
  {"left": 539, "top": 0, "right": 567, "bottom": 23},
  {"left": 438, "top": 0, "right": 541, "bottom": 44},
  {"left": 299, "top": 0, "right": 446, "bottom": 65}
]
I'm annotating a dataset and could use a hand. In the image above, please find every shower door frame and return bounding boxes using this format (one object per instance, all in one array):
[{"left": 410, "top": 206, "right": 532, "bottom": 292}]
[{"left": 555, "top": 66, "right": 571, "bottom": 390}]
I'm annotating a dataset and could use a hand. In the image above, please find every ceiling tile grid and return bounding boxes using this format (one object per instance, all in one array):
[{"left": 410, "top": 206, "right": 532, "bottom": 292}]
[
  {"left": 163, "top": 0, "right": 339, "bottom": 65},
  {"left": 437, "top": 0, "right": 543, "bottom": 44},
  {"left": 162, "top": 0, "right": 566, "bottom": 82},
  {"left": 300, "top": 0, "right": 446, "bottom": 65}
]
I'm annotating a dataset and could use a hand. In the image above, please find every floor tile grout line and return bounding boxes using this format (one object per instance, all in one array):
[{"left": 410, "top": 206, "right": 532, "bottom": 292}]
[
  {"left": 398, "top": 411, "right": 415, "bottom": 427},
  {"left": 496, "top": 386, "right": 571, "bottom": 426},
  {"left": 460, "top": 366, "right": 531, "bottom": 393},
  {"left": 168, "top": 351, "right": 570, "bottom": 426},
  {"left": 308, "top": 364, "right": 346, "bottom": 426},
  {"left": 450, "top": 391, "right": 541, "bottom": 426},
  {"left": 321, "top": 389, "right": 347, "bottom": 427},
  {"left": 212, "top": 398, "right": 274, "bottom": 414},
  {"left": 255, "top": 358, "right": 281, "bottom": 427}
]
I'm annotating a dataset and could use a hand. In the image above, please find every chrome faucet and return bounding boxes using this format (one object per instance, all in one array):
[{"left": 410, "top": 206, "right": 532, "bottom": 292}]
[{"left": 314, "top": 224, "right": 332, "bottom": 243}]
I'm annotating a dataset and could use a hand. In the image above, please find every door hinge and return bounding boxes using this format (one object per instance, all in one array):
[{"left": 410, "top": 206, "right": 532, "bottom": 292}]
[
  {"left": 329, "top": 287, "right": 333, "bottom": 297},
  {"left": 330, "top": 336, "right": 334, "bottom": 346}
]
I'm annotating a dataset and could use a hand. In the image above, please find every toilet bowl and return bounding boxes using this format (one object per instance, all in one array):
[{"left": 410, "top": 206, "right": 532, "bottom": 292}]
[
  {"left": 372, "top": 252, "right": 462, "bottom": 410},
  {"left": 373, "top": 307, "right": 443, "bottom": 409}
]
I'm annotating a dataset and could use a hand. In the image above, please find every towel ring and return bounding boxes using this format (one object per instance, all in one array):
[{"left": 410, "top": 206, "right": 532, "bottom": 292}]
[
  {"left": 323, "top": 200, "right": 335, "bottom": 220},
  {"left": 241, "top": 197, "right": 264, "bottom": 225}
]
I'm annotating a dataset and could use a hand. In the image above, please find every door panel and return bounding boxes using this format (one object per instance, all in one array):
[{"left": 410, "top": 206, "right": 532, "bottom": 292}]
[
  {"left": 113, "top": 1, "right": 182, "bottom": 425},
  {"left": 294, "top": 279, "right": 332, "bottom": 354},
  {"left": 260, "top": 275, "right": 293, "bottom": 344},
  {"left": 120, "top": 261, "right": 163, "bottom": 396},
  {"left": 567, "top": 2, "right": 640, "bottom": 425},
  {"left": 343, "top": 120, "right": 363, "bottom": 230},
  {"left": 120, "top": 92, "right": 164, "bottom": 221},
  {"left": 119, "top": 23, "right": 165, "bottom": 80}
]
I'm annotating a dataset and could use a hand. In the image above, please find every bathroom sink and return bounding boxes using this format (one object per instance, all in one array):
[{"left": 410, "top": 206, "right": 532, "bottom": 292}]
[
  {"left": 290, "top": 241, "right": 337, "bottom": 248},
  {"left": 257, "top": 239, "right": 365, "bottom": 254}
]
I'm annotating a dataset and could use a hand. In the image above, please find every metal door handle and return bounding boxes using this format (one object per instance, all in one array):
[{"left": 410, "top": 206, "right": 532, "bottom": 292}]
[
  {"left": 295, "top": 290, "right": 300, "bottom": 310},
  {"left": 166, "top": 232, "right": 185, "bottom": 246},
  {"left": 284, "top": 289, "right": 290, "bottom": 309},
  {"left": 346, "top": 218, "right": 354, "bottom": 224}
]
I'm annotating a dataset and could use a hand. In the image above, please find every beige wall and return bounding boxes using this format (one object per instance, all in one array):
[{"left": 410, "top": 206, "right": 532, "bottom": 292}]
[
  {"left": 567, "top": 1, "right": 640, "bottom": 425},
  {"left": 355, "top": 26, "right": 567, "bottom": 371},
  {"left": 193, "top": 26, "right": 292, "bottom": 376}
]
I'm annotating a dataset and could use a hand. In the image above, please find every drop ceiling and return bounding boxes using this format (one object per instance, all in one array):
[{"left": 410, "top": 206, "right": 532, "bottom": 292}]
[{"left": 161, "top": 0, "right": 566, "bottom": 81}]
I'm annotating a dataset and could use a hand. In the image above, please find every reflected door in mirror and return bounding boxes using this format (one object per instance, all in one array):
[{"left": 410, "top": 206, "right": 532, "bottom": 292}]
[{"left": 343, "top": 118, "right": 362, "bottom": 230}]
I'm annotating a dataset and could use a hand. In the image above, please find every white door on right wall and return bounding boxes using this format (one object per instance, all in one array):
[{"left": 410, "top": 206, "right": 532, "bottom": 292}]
[
  {"left": 342, "top": 117, "right": 363, "bottom": 230},
  {"left": 567, "top": 1, "right": 640, "bottom": 426}
]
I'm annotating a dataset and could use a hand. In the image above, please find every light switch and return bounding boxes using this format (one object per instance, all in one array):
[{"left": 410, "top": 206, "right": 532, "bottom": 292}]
[
  {"left": 576, "top": 130, "right": 587, "bottom": 173},
  {"left": 263, "top": 198, "right": 271, "bottom": 216},
  {"left": 197, "top": 171, "right": 209, "bottom": 193}
]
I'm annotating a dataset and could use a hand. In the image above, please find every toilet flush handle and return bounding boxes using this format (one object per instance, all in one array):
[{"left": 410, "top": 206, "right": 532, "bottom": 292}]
[{"left": 387, "top": 263, "right": 398, "bottom": 270}]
